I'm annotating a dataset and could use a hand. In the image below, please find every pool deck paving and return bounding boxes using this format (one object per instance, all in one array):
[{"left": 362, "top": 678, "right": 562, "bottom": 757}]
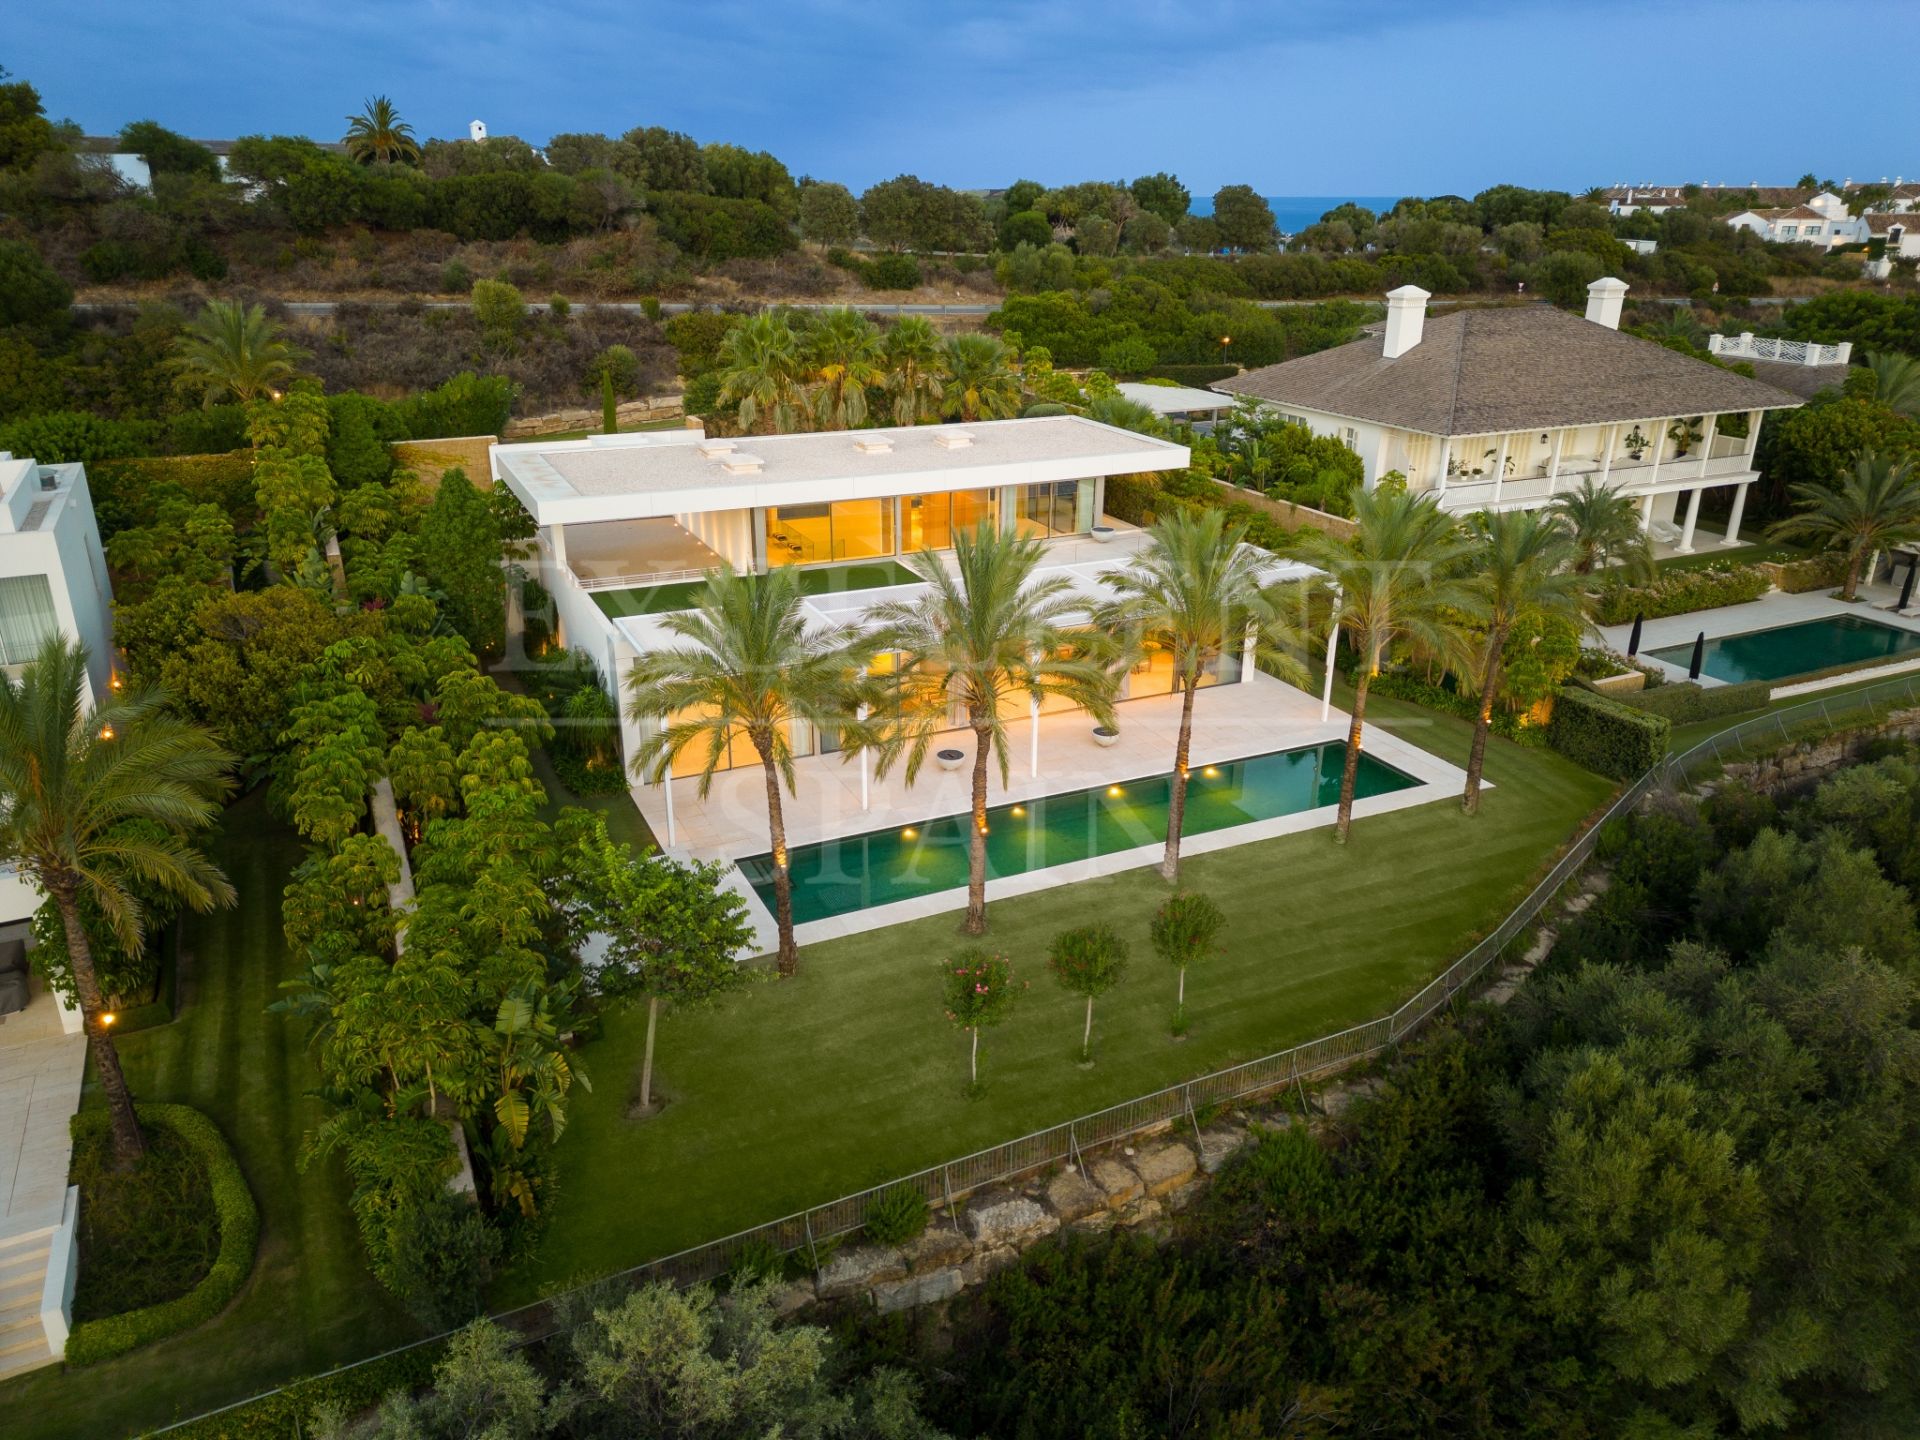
[
  {"left": 1600, "top": 583, "right": 1920, "bottom": 690},
  {"left": 630, "top": 672, "right": 1474, "bottom": 953}
]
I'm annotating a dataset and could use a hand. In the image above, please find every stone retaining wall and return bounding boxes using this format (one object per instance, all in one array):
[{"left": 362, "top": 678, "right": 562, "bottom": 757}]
[
  {"left": 502, "top": 395, "right": 687, "bottom": 439},
  {"left": 1718, "top": 706, "right": 1920, "bottom": 793},
  {"left": 1210, "top": 482, "right": 1357, "bottom": 540}
]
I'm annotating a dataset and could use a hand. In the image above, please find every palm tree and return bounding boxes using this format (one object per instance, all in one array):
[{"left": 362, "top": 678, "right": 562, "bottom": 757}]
[
  {"left": 342, "top": 96, "right": 420, "bottom": 165},
  {"left": 1095, "top": 509, "right": 1307, "bottom": 882},
  {"left": 170, "top": 300, "right": 306, "bottom": 408},
  {"left": 941, "top": 334, "right": 1022, "bottom": 423},
  {"left": 1770, "top": 450, "right": 1920, "bottom": 601},
  {"left": 867, "top": 524, "right": 1118, "bottom": 935},
  {"left": 624, "top": 567, "right": 869, "bottom": 976},
  {"left": 0, "top": 638, "right": 235, "bottom": 1168},
  {"left": 803, "top": 308, "right": 886, "bottom": 430},
  {"left": 1290, "top": 488, "right": 1475, "bottom": 844},
  {"left": 715, "top": 312, "right": 806, "bottom": 435},
  {"left": 882, "top": 315, "right": 947, "bottom": 426},
  {"left": 1547, "top": 476, "right": 1655, "bottom": 580},
  {"left": 1457, "top": 511, "right": 1587, "bottom": 815},
  {"left": 1866, "top": 351, "right": 1920, "bottom": 418}
]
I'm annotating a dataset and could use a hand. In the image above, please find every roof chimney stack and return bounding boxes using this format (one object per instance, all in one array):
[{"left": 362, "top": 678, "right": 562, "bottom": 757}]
[
  {"left": 1381, "top": 284, "right": 1430, "bottom": 360},
  {"left": 1585, "top": 276, "right": 1628, "bottom": 330}
]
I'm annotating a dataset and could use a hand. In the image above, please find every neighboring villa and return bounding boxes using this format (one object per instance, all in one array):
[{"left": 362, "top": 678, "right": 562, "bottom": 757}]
[
  {"left": 1210, "top": 280, "right": 1805, "bottom": 552},
  {"left": 1113, "top": 381, "right": 1237, "bottom": 432},
  {"left": 1865, "top": 212, "right": 1920, "bottom": 260},
  {"left": 493, "top": 416, "right": 1201, "bottom": 779},
  {"left": 0, "top": 454, "right": 115, "bottom": 933},
  {"left": 1722, "top": 193, "right": 1861, "bottom": 249}
]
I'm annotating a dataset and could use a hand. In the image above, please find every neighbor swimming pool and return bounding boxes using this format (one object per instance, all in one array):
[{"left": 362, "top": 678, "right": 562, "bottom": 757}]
[
  {"left": 1647, "top": 613, "right": 1920, "bottom": 685},
  {"left": 738, "top": 742, "right": 1420, "bottom": 925}
]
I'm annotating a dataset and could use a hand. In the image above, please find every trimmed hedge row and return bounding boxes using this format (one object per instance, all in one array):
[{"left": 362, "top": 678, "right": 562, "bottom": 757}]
[
  {"left": 1613, "top": 678, "right": 1771, "bottom": 723},
  {"left": 1759, "top": 552, "right": 1847, "bottom": 594},
  {"left": 1545, "top": 684, "right": 1671, "bottom": 780},
  {"left": 1146, "top": 363, "right": 1238, "bottom": 386},
  {"left": 1369, "top": 671, "right": 1538, "bottom": 743},
  {"left": 1592, "top": 565, "right": 1771, "bottom": 625},
  {"left": 163, "top": 1343, "right": 445, "bottom": 1439},
  {"left": 64, "top": 1104, "right": 259, "bottom": 1367}
]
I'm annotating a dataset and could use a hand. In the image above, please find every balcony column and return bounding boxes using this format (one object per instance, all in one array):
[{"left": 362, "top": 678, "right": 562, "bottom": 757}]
[
  {"left": 657, "top": 724, "right": 677, "bottom": 848},
  {"left": 1434, "top": 436, "right": 1451, "bottom": 495},
  {"left": 1241, "top": 620, "right": 1256, "bottom": 684},
  {"left": 1599, "top": 423, "right": 1618, "bottom": 489},
  {"left": 1722, "top": 483, "right": 1751, "bottom": 547},
  {"left": 1677, "top": 488, "right": 1704, "bottom": 553},
  {"left": 1698, "top": 413, "right": 1718, "bottom": 479},
  {"left": 1745, "top": 410, "right": 1764, "bottom": 463},
  {"left": 1639, "top": 493, "right": 1655, "bottom": 533},
  {"left": 1489, "top": 433, "right": 1510, "bottom": 505},
  {"left": 1547, "top": 429, "right": 1566, "bottom": 495},
  {"left": 1647, "top": 419, "right": 1668, "bottom": 493}
]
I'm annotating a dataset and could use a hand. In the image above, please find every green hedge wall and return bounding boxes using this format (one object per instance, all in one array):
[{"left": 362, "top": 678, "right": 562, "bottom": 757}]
[
  {"left": 1146, "top": 363, "right": 1237, "bottom": 386},
  {"left": 1546, "top": 685, "right": 1670, "bottom": 780},
  {"left": 1592, "top": 565, "right": 1771, "bottom": 625},
  {"left": 1369, "top": 671, "right": 1538, "bottom": 743},
  {"left": 1762, "top": 552, "right": 1848, "bottom": 594},
  {"left": 1613, "top": 679, "right": 1771, "bottom": 723},
  {"left": 63, "top": 1104, "right": 259, "bottom": 1367},
  {"left": 162, "top": 1343, "right": 445, "bottom": 1439}
]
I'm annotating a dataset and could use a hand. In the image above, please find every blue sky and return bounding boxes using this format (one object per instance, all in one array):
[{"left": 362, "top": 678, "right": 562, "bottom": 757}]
[{"left": 12, "top": 0, "right": 1917, "bottom": 196}]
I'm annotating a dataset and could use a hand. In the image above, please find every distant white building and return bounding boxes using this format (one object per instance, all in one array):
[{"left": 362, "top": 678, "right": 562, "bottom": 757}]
[
  {"left": 77, "top": 135, "right": 347, "bottom": 191},
  {"left": 1113, "top": 382, "right": 1237, "bottom": 432},
  {"left": 1865, "top": 212, "right": 1920, "bottom": 261},
  {"left": 0, "top": 455, "right": 116, "bottom": 923},
  {"left": 1723, "top": 194, "right": 1863, "bottom": 249}
]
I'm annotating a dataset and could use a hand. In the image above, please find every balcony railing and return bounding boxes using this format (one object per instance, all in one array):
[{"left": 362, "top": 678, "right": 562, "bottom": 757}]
[
  {"left": 1434, "top": 449, "right": 1755, "bottom": 511},
  {"left": 1708, "top": 333, "right": 1852, "bottom": 367}
]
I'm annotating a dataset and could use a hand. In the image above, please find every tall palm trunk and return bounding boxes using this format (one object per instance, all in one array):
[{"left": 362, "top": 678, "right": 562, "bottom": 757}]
[
  {"left": 52, "top": 878, "right": 146, "bottom": 1168},
  {"left": 756, "top": 746, "right": 799, "bottom": 978},
  {"left": 1334, "top": 670, "right": 1370, "bottom": 845},
  {"left": 963, "top": 717, "right": 992, "bottom": 936},
  {"left": 1462, "top": 623, "right": 1508, "bottom": 816},
  {"left": 1161, "top": 676, "right": 1200, "bottom": 883},
  {"left": 1843, "top": 547, "right": 1866, "bottom": 602},
  {"left": 638, "top": 993, "right": 660, "bottom": 1110}
]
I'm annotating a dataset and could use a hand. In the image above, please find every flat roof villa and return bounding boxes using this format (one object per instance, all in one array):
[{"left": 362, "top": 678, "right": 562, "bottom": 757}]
[
  {"left": 491, "top": 417, "right": 1470, "bottom": 942},
  {"left": 1213, "top": 279, "right": 1807, "bottom": 553}
]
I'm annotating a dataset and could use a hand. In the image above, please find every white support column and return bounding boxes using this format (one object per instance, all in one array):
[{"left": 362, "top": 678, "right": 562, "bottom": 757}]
[
  {"left": 1639, "top": 493, "right": 1655, "bottom": 533},
  {"left": 1677, "top": 487, "right": 1704, "bottom": 553},
  {"left": 1698, "top": 413, "right": 1718, "bottom": 480},
  {"left": 1547, "top": 428, "right": 1565, "bottom": 495},
  {"left": 1722, "top": 482, "right": 1751, "bottom": 547},
  {"left": 1241, "top": 622, "right": 1256, "bottom": 683},
  {"left": 658, "top": 722, "right": 677, "bottom": 848},
  {"left": 1646, "top": 418, "right": 1668, "bottom": 493},
  {"left": 1599, "top": 423, "right": 1618, "bottom": 489},
  {"left": 858, "top": 674, "right": 871, "bottom": 809},
  {"left": 1029, "top": 695, "right": 1040, "bottom": 779},
  {"left": 1434, "top": 436, "right": 1452, "bottom": 495},
  {"left": 1490, "top": 433, "right": 1510, "bottom": 506},
  {"left": 1320, "top": 595, "right": 1341, "bottom": 723},
  {"left": 1745, "top": 409, "right": 1764, "bottom": 463},
  {"left": 548, "top": 522, "right": 568, "bottom": 572}
]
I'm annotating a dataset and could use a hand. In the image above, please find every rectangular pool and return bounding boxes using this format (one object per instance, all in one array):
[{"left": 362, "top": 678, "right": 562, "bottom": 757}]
[
  {"left": 1647, "top": 613, "right": 1920, "bottom": 685},
  {"left": 738, "top": 742, "right": 1419, "bottom": 925}
]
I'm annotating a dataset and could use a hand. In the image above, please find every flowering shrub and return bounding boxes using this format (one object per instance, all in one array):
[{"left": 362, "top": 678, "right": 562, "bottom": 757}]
[{"left": 942, "top": 949, "right": 1023, "bottom": 1090}]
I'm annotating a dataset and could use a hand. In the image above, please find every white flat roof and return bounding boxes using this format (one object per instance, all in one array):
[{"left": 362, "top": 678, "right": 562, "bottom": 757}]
[
  {"left": 493, "top": 416, "right": 1190, "bottom": 527},
  {"left": 1116, "top": 382, "right": 1239, "bottom": 415}
]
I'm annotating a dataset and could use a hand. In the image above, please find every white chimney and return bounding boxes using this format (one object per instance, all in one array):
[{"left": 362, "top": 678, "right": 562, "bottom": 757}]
[
  {"left": 1381, "top": 284, "right": 1431, "bottom": 359},
  {"left": 1585, "top": 276, "right": 1628, "bottom": 330},
  {"left": 469, "top": 119, "right": 488, "bottom": 142}
]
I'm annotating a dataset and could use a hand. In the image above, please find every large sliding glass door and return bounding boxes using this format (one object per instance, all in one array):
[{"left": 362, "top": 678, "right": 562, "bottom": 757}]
[
  {"left": 901, "top": 490, "right": 997, "bottom": 552},
  {"left": 764, "top": 498, "right": 896, "bottom": 567},
  {"left": 1015, "top": 480, "right": 1095, "bottom": 538}
]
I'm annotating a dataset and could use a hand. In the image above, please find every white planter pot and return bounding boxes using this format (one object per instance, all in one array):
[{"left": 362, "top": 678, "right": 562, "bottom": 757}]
[
  {"left": 1091, "top": 726, "right": 1120, "bottom": 748},
  {"left": 1090, "top": 525, "right": 1117, "bottom": 544},
  {"left": 934, "top": 747, "right": 967, "bottom": 772}
]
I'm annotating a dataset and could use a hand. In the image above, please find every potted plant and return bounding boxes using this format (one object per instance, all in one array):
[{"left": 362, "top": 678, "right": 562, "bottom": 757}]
[
  {"left": 1667, "top": 417, "right": 1703, "bottom": 457},
  {"left": 934, "top": 746, "right": 967, "bottom": 772},
  {"left": 1091, "top": 724, "right": 1120, "bottom": 748},
  {"left": 1090, "top": 524, "right": 1117, "bottom": 543},
  {"left": 1624, "top": 426, "right": 1649, "bottom": 461}
]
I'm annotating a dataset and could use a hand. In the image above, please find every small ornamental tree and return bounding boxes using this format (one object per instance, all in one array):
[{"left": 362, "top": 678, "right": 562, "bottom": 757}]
[
  {"left": 942, "top": 948, "right": 1021, "bottom": 1090},
  {"left": 1047, "top": 923, "right": 1129, "bottom": 1063},
  {"left": 1149, "top": 891, "right": 1225, "bottom": 1034}
]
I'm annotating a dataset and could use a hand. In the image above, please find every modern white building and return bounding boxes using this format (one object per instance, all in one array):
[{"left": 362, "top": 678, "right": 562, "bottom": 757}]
[
  {"left": 1210, "top": 280, "right": 1805, "bottom": 552},
  {"left": 492, "top": 417, "right": 1214, "bottom": 777},
  {"left": 1114, "top": 382, "right": 1237, "bottom": 431},
  {"left": 0, "top": 455, "right": 117, "bottom": 925}
]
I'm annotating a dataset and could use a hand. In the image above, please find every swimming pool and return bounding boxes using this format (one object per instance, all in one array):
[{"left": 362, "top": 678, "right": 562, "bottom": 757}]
[
  {"left": 738, "top": 742, "right": 1420, "bottom": 925},
  {"left": 1647, "top": 613, "right": 1920, "bottom": 685}
]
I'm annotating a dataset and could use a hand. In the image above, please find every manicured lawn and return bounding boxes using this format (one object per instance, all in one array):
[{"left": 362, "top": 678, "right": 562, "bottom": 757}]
[
  {"left": 2, "top": 791, "right": 417, "bottom": 1440},
  {"left": 1655, "top": 541, "right": 1803, "bottom": 573},
  {"left": 592, "top": 559, "right": 922, "bottom": 619},
  {"left": 504, "top": 696, "right": 1613, "bottom": 1301}
]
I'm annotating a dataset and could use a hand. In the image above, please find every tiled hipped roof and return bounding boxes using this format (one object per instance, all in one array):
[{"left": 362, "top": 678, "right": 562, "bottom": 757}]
[{"left": 1213, "top": 305, "right": 1805, "bottom": 436}]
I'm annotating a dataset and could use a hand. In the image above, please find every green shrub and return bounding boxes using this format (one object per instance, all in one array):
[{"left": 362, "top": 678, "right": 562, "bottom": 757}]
[
  {"left": 1545, "top": 685, "right": 1670, "bottom": 780},
  {"left": 163, "top": 1341, "right": 445, "bottom": 1439},
  {"left": 863, "top": 1183, "right": 931, "bottom": 1245},
  {"left": 728, "top": 1234, "right": 786, "bottom": 1285},
  {"left": 0, "top": 410, "right": 151, "bottom": 465},
  {"left": 63, "top": 1103, "right": 259, "bottom": 1367},
  {"left": 864, "top": 253, "right": 922, "bottom": 290},
  {"left": 1592, "top": 564, "right": 1770, "bottom": 625},
  {"left": 1370, "top": 671, "right": 1538, "bottom": 743},
  {"left": 1762, "top": 552, "right": 1847, "bottom": 594},
  {"left": 1614, "top": 679, "right": 1770, "bottom": 723},
  {"left": 650, "top": 192, "right": 796, "bottom": 261},
  {"left": 88, "top": 451, "right": 256, "bottom": 540},
  {"left": 393, "top": 371, "right": 516, "bottom": 438},
  {"left": 1147, "top": 363, "right": 1237, "bottom": 386}
]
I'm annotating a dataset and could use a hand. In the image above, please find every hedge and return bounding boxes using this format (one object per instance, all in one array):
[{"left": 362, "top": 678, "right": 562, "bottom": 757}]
[
  {"left": 1545, "top": 684, "right": 1670, "bottom": 780},
  {"left": 63, "top": 1104, "right": 259, "bottom": 1367},
  {"left": 1145, "top": 363, "right": 1237, "bottom": 386},
  {"left": 1613, "top": 678, "right": 1770, "bottom": 723},
  {"left": 162, "top": 1342, "right": 446, "bottom": 1439},
  {"left": 1369, "top": 670, "right": 1538, "bottom": 743},
  {"left": 1592, "top": 565, "right": 1771, "bottom": 625},
  {"left": 1759, "top": 552, "right": 1847, "bottom": 594}
]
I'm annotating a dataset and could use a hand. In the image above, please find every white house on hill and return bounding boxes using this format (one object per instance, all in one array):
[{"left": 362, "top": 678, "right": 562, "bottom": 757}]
[{"left": 1210, "top": 280, "right": 1805, "bottom": 553}]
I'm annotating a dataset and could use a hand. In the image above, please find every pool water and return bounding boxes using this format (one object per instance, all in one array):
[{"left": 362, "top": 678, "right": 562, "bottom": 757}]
[
  {"left": 1647, "top": 614, "right": 1920, "bottom": 685},
  {"left": 739, "top": 742, "right": 1419, "bottom": 925}
]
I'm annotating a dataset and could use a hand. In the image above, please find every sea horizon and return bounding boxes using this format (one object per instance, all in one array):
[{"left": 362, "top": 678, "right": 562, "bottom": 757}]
[{"left": 1188, "top": 194, "right": 1402, "bottom": 233}]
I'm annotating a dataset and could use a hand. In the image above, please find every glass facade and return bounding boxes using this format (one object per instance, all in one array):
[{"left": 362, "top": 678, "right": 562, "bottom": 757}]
[
  {"left": 663, "top": 710, "right": 816, "bottom": 778},
  {"left": 764, "top": 498, "right": 895, "bottom": 567},
  {"left": 1119, "top": 641, "right": 1243, "bottom": 699},
  {"left": 1015, "top": 481, "right": 1095, "bottom": 538},
  {"left": 0, "top": 575, "right": 58, "bottom": 666},
  {"left": 901, "top": 490, "right": 997, "bottom": 552}
]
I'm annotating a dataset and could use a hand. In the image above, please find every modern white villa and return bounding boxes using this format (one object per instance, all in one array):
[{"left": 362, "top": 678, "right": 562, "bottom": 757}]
[
  {"left": 491, "top": 417, "right": 1467, "bottom": 938},
  {"left": 0, "top": 454, "right": 115, "bottom": 928},
  {"left": 1211, "top": 280, "right": 1806, "bottom": 551}
]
